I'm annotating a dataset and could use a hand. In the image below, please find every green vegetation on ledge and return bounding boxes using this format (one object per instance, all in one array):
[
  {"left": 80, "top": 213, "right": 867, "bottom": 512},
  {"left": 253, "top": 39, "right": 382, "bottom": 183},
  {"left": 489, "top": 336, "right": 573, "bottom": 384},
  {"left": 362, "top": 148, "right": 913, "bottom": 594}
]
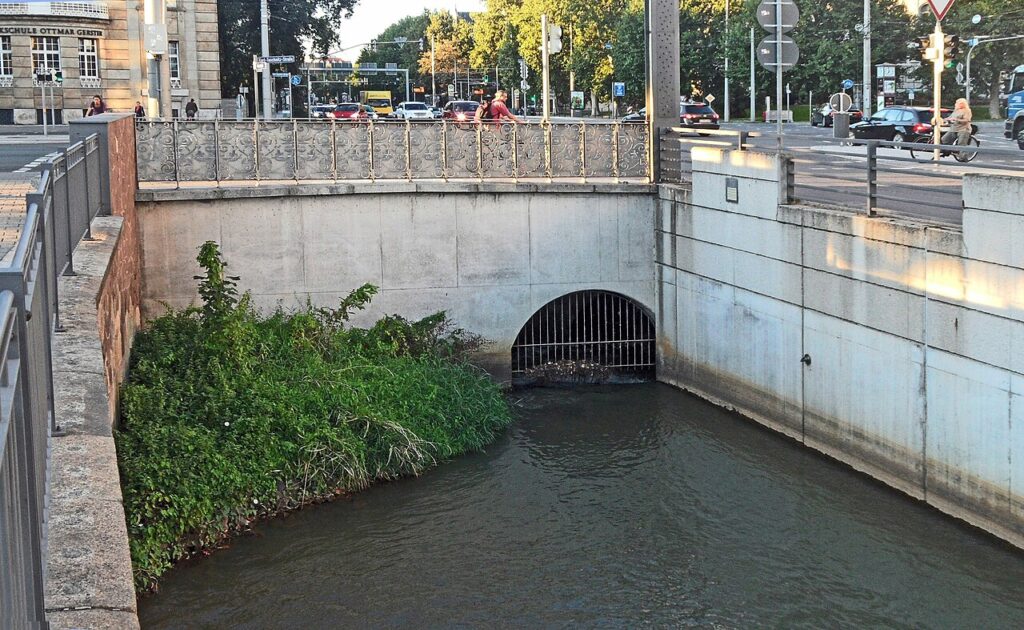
[{"left": 117, "top": 242, "right": 512, "bottom": 591}]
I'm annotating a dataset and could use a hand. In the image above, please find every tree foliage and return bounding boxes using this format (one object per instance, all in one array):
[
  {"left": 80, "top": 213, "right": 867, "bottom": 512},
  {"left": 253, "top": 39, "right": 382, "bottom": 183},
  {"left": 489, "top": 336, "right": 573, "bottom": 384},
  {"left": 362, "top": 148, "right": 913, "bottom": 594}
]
[
  {"left": 218, "top": 0, "right": 358, "bottom": 98},
  {"left": 357, "top": 12, "right": 432, "bottom": 87}
]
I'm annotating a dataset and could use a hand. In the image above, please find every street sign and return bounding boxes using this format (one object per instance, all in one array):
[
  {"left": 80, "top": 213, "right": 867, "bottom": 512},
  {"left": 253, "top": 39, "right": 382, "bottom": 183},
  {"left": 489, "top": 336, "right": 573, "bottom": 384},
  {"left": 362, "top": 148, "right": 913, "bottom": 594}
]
[
  {"left": 829, "top": 92, "right": 853, "bottom": 112},
  {"left": 612, "top": 82, "right": 625, "bottom": 97},
  {"left": 447, "top": 84, "right": 456, "bottom": 97},
  {"left": 842, "top": 79, "right": 854, "bottom": 90},
  {"left": 926, "top": 0, "right": 956, "bottom": 21},
  {"left": 956, "top": 62, "right": 965, "bottom": 73},
  {"left": 261, "top": 55, "right": 296, "bottom": 64},
  {"left": 571, "top": 91, "right": 585, "bottom": 109},
  {"left": 757, "top": 35, "right": 800, "bottom": 70},
  {"left": 756, "top": 0, "right": 799, "bottom": 32},
  {"left": 239, "top": 86, "right": 250, "bottom": 94},
  {"left": 272, "top": 72, "right": 289, "bottom": 78},
  {"left": 254, "top": 62, "right": 266, "bottom": 72},
  {"left": 291, "top": 75, "right": 302, "bottom": 86},
  {"left": 521, "top": 80, "right": 530, "bottom": 91},
  {"left": 705, "top": 94, "right": 716, "bottom": 103}
]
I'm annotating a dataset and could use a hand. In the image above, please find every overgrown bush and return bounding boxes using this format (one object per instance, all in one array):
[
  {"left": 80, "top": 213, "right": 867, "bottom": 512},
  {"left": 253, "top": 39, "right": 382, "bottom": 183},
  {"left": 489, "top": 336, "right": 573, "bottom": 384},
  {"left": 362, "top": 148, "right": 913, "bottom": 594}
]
[{"left": 117, "top": 242, "right": 511, "bottom": 591}]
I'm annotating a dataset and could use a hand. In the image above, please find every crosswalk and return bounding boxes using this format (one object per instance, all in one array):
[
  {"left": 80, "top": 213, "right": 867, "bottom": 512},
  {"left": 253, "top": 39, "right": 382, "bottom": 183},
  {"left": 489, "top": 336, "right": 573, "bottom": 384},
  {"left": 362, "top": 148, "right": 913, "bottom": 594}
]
[{"left": 13, "top": 151, "right": 61, "bottom": 173}]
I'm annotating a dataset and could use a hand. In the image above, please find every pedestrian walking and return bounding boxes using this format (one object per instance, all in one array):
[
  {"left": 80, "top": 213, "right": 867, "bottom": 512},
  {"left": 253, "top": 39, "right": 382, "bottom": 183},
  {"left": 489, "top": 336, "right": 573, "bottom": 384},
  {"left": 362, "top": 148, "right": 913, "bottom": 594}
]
[
  {"left": 86, "top": 95, "right": 106, "bottom": 116},
  {"left": 185, "top": 98, "right": 198, "bottom": 120},
  {"left": 134, "top": 101, "right": 146, "bottom": 118}
]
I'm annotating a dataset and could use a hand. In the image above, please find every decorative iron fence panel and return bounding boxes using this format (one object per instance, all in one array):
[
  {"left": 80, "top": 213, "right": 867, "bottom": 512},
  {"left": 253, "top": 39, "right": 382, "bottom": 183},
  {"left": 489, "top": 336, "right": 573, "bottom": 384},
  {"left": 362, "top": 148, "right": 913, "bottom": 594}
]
[
  {"left": 217, "top": 122, "right": 256, "bottom": 180},
  {"left": 295, "top": 122, "right": 334, "bottom": 180},
  {"left": 136, "top": 120, "right": 650, "bottom": 185},
  {"left": 256, "top": 122, "right": 296, "bottom": 180},
  {"left": 135, "top": 122, "right": 176, "bottom": 182}
]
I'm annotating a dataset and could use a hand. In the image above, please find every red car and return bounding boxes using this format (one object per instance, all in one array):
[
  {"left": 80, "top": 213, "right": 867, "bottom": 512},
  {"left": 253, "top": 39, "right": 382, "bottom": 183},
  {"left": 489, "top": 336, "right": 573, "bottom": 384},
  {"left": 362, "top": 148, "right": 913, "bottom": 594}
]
[
  {"left": 442, "top": 100, "right": 480, "bottom": 122},
  {"left": 329, "top": 103, "right": 367, "bottom": 121}
]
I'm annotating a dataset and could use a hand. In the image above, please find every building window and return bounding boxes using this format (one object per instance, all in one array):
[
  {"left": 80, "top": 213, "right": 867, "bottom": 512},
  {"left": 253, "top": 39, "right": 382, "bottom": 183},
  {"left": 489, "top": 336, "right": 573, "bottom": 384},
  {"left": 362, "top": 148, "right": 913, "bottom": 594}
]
[
  {"left": 31, "top": 36, "right": 61, "bottom": 73},
  {"left": 168, "top": 41, "right": 180, "bottom": 79},
  {"left": 79, "top": 38, "right": 99, "bottom": 78},
  {"left": 0, "top": 36, "right": 12, "bottom": 77}
]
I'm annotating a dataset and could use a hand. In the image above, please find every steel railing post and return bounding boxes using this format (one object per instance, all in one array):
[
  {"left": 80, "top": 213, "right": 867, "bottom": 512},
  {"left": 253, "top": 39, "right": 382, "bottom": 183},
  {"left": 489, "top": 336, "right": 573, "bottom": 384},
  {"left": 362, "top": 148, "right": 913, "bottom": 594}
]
[
  {"left": 544, "top": 121, "right": 553, "bottom": 180},
  {"left": 579, "top": 123, "right": 587, "bottom": 181},
  {"left": 81, "top": 143, "right": 94, "bottom": 241},
  {"left": 172, "top": 120, "right": 180, "bottom": 189},
  {"left": 866, "top": 140, "right": 878, "bottom": 216},
  {"left": 476, "top": 122, "right": 484, "bottom": 181},
  {"left": 512, "top": 122, "right": 519, "bottom": 182},
  {"left": 331, "top": 118, "right": 338, "bottom": 182},
  {"left": 368, "top": 120, "right": 375, "bottom": 181},
  {"left": 441, "top": 120, "right": 449, "bottom": 182},
  {"left": 293, "top": 119, "right": 299, "bottom": 183},
  {"left": 612, "top": 122, "right": 620, "bottom": 182},
  {"left": 213, "top": 119, "right": 221, "bottom": 186},
  {"left": 405, "top": 119, "right": 413, "bottom": 181},
  {"left": 253, "top": 119, "right": 260, "bottom": 184}
]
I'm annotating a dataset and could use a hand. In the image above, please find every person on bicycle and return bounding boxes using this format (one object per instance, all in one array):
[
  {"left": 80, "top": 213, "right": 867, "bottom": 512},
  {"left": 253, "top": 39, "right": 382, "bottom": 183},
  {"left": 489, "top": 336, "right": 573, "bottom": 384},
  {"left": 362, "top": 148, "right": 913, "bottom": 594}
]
[{"left": 941, "top": 98, "right": 972, "bottom": 148}]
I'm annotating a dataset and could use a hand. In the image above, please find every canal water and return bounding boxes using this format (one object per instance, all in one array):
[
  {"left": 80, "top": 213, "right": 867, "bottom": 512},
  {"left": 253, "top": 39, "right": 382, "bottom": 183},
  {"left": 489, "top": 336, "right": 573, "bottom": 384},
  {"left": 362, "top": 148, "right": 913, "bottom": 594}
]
[{"left": 139, "top": 384, "right": 1024, "bottom": 628}]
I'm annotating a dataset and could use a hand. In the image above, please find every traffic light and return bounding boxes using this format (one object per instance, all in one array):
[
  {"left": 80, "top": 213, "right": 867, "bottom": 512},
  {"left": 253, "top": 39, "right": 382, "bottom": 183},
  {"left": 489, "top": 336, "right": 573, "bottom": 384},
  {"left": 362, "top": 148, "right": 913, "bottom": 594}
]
[
  {"left": 547, "top": 23, "right": 563, "bottom": 54},
  {"left": 943, "top": 34, "right": 960, "bottom": 60}
]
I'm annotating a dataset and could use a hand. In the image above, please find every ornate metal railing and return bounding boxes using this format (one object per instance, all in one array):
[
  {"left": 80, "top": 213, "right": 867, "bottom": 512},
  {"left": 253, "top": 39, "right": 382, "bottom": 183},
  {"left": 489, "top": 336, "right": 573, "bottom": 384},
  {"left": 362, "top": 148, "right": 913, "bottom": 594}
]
[{"left": 135, "top": 120, "right": 650, "bottom": 185}]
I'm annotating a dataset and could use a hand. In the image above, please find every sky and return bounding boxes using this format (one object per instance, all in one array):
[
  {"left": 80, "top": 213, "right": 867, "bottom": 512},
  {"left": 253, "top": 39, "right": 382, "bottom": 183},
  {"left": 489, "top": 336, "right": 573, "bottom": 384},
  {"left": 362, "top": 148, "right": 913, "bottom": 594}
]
[{"left": 336, "top": 0, "right": 486, "bottom": 59}]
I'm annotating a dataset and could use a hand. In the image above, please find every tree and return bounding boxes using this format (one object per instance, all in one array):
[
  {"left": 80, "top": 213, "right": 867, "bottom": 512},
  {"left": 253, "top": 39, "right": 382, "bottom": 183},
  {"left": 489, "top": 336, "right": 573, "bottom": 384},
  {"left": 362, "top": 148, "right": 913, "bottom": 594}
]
[
  {"left": 358, "top": 12, "right": 432, "bottom": 87},
  {"left": 418, "top": 11, "right": 476, "bottom": 98},
  {"left": 218, "top": 0, "right": 358, "bottom": 102}
]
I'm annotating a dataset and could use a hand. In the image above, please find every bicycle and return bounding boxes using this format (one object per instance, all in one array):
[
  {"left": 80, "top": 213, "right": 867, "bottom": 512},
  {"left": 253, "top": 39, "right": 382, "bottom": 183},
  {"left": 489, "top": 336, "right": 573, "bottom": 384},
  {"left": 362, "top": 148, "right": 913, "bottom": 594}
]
[{"left": 908, "top": 127, "right": 980, "bottom": 163}]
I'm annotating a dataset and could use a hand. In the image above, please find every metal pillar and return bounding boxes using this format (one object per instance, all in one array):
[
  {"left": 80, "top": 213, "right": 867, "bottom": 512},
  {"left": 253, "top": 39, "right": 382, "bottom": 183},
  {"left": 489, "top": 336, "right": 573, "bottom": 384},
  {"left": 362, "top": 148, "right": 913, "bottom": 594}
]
[
  {"left": 862, "top": 0, "right": 872, "bottom": 117},
  {"left": 646, "top": 0, "right": 681, "bottom": 181},
  {"left": 260, "top": 0, "right": 272, "bottom": 120}
]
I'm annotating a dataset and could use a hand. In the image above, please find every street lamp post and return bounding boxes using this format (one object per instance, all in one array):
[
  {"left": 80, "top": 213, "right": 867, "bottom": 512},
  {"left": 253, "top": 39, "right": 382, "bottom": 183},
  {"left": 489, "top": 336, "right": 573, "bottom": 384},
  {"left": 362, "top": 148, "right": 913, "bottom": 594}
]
[{"left": 724, "top": 0, "right": 730, "bottom": 122}]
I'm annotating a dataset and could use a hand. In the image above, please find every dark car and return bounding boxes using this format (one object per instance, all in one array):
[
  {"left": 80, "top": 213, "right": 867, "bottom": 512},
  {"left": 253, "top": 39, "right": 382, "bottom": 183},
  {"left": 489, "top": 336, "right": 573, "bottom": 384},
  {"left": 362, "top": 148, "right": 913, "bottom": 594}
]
[
  {"left": 850, "top": 106, "right": 951, "bottom": 145},
  {"left": 679, "top": 103, "right": 719, "bottom": 129},
  {"left": 442, "top": 100, "right": 480, "bottom": 122},
  {"left": 812, "top": 104, "right": 863, "bottom": 127},
  {"left": 329, "top": 103, "right": 367, "bottom": 121}
]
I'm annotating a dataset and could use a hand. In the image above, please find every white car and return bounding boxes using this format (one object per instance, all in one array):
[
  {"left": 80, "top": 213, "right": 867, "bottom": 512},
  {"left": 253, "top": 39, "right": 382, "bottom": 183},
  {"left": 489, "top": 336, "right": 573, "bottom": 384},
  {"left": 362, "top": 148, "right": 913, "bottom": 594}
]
[{"left": 392, "top": 101, "right": 433, "bottom": 120}]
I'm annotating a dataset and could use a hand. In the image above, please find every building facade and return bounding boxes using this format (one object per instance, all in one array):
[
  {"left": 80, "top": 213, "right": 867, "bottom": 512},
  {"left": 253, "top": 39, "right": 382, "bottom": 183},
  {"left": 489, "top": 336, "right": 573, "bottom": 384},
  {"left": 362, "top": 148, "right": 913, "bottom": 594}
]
[{"left": 0, "top": 1, "right": 221, "bottom": 124}]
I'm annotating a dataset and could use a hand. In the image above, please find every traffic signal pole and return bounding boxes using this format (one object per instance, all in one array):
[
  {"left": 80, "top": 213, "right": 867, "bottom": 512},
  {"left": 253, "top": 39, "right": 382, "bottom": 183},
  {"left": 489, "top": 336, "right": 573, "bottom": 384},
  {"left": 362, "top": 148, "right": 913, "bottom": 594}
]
[{"left": 542, "top": 14, "right": 550, "bottom": 121}]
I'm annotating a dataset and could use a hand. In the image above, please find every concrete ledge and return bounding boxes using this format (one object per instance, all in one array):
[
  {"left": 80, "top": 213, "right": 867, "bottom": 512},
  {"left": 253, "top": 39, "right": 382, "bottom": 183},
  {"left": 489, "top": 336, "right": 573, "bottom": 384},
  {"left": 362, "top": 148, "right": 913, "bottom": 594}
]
[
  {"left": 46, "top": 215, "right": 139, "bottom": 628},
  {"left": 136, "top": 179, "right": 656, "bottom": 202}
]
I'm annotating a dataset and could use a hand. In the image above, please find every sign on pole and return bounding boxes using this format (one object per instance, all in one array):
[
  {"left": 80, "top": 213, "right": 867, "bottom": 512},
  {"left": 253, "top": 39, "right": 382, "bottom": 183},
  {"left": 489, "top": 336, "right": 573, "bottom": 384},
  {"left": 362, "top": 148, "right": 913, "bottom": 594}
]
[
  {"left": 842, "top": 79, "right": 854, "bottom": 90},
  {"left": 612, "top": 82, "right": 626, "bottom": 98},
  {"left": 291, "top": 75, "right": 302, "bottom": 86},
  {"left": 926, "top": 0, "right": 956, "bottom": 21},
  {"left": 261, "top": 55, "right": 296, "bottom": 64},
  {"left": 829, "top": 92, "right": 852, "bottom": 112}
]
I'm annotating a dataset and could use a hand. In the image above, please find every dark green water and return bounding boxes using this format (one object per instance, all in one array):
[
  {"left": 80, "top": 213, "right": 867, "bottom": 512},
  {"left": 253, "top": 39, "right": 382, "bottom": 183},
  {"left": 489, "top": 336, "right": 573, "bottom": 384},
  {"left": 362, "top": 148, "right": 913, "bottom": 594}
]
[{"left": 139, "top": 383, "right": 1024, "bottom": 628}]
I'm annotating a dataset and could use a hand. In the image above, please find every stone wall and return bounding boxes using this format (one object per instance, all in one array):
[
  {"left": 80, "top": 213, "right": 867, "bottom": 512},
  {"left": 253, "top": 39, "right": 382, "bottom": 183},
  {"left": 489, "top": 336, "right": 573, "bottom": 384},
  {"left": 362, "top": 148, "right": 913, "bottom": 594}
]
[
  {"left": 135, "top": 183, "right": 656, "bottom": 380},
  {"left": 46, "top": 115, "right": 142, "bottom": 629},
  {"left": 656, "top": 146, "right": 1024, "bottom": 548}
]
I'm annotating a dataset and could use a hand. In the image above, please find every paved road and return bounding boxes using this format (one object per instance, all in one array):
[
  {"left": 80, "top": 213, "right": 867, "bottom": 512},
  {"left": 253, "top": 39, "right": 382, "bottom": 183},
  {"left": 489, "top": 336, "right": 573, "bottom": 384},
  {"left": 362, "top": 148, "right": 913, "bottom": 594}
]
[
  {"left": 681, "top": 121, "right": 1024, "bottom": 225},
  {"left": 0, "top": 134, "right": 68, "bottom": 173}
]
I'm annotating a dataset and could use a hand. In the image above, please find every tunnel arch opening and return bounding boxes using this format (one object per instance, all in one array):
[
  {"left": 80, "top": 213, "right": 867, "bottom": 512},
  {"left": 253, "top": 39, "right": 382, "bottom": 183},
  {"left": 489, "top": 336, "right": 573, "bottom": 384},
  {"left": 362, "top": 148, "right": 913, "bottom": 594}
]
[{"left": 511, "top": 290, "right": 655, "bottom": 385}]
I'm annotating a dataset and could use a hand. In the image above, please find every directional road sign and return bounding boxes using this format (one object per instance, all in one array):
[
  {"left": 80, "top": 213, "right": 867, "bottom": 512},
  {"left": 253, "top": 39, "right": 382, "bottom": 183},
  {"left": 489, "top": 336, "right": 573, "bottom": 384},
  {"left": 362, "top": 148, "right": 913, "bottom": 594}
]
[
  {"left": 926, "top": 0, "right": 956, "bottom": 21},
  {"left": 261, "top": 55, "right": 296, "bottom": 64},
  {"left": 757, "top": 35, "right": 799, "bottom": 70},
  {"left": 291, "top": 75, "right": 302, "bottom": 86},
  {"left": 613, "top": 82, "right": 626, "bottom": 97}
]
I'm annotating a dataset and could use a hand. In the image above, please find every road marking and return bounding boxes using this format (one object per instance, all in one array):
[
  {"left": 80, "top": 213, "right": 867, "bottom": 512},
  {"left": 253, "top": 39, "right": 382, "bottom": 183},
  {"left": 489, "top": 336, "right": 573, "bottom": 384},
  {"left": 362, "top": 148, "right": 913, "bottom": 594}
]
[{"left": 12, "top": 151, "right": 61, "bottom": 173}]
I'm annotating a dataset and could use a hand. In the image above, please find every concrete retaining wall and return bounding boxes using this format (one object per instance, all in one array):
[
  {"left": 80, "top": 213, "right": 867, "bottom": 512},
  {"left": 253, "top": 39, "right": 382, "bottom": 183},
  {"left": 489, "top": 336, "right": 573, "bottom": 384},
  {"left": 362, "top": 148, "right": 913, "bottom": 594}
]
[
  {"left": 657, "top": 146, "right": 1024, "bottom": 547},
  {"left": 136, "top": 183, "right": 656, "bottom": 380}
]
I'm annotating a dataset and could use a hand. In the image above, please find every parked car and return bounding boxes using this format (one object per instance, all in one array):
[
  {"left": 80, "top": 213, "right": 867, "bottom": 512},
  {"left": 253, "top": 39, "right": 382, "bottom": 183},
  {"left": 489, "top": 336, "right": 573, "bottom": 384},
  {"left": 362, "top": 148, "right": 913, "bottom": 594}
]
[
  {"left": 850, "top": 106, "right": 951, "bottom": 145},
  {"left": 310, "top": 105, "right": 335, "bottom": 119},
  {"left": 442, "top": 100, "right": 480, "bottom": 121},
  {"left": 622, "top": 107, "right": 646, "bottom": 122},
  {"left": 392, "top": 101, "right": 433, "bottom": 120},
  {"left": 679, "top": 102, "right": 719, "bottom": 129},
  {"left": 812, "top": 104, "right": 863, "bottom": 127},
  {"left": 329, "top": 103, "right": 367, "bottom": 121}
]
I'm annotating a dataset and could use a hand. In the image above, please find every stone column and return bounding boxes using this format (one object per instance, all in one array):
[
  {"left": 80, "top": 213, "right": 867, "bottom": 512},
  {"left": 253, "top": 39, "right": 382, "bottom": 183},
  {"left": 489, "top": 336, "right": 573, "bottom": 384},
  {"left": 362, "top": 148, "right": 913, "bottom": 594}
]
[{"left": 646, "top": 0, "right": 680, "bottom": 183}]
